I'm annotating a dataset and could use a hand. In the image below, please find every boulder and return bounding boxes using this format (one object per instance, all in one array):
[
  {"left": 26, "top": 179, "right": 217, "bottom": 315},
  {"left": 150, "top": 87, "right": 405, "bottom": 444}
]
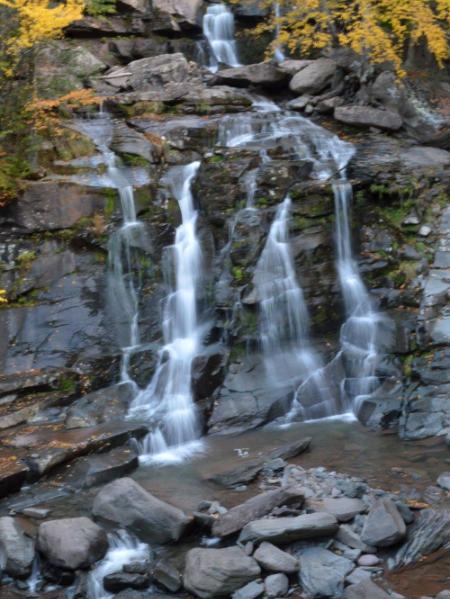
[
  {"left": 370, "top": 71, "right": 404, "bottom": 111},
  {"left": 298, "top": 547, "right": 354, "bottom": 598},
  {"left": 306, "top": 497, "right": 366, "bottom": 522},
  {"left": 361, "top": 498, "right": 406, "bottom": 547},
  {"left": 264, "top": 573, "right": 289, "bottom": 597},
  {"left": 152, "top": 0, "right": 203, "bottom": 30},
  {"left": 0, "top": 517, "right": 35, "bottom": 578},
  {"left": 184, "top": 546, "right": 261, "bottom": 598},
  {"left": 37, "top": 517, "right": 108, "bottom": 570},
  {"left": 334, "top": 106, "right": 403, "bottom": 131},
  {"left": 289, "top": 59, "right": 337, "bottom": 95},
  {"left": 345, "top": 580, "right": 391, "bottom": 599},
  {"left": 151, "top": 559, "right": 182, "bottom": 592},
  {"left": 278, "top": 59, "right": 313, "bottom": 75},
  {"left": 211, "top": 487, "right": 304, "bottom": 537},
  {"left": 214, "top": 63, "right": 289, "bottom": 89},
  {"left": 253, "top": 542, "right": 298, "bottom": 573},
  {"left": 92, "top": 477, "right": 191, "bottom": 544},
  {"left": 103, "top": 570, "right": 150, "bottom": 592},
  {"left": 111, "top": 121, "right": 158, "bottom": 163},
  {"left": 238, "top": 512, "right": 338, "bottom": 544}
]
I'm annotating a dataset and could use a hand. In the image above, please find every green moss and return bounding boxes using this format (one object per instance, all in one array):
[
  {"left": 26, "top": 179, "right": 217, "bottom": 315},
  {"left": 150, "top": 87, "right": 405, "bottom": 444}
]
[
  {"left": 208, "top": 154, "right": 225, "bottom": 164},
  {"left": 16, "top": 250, "right": 37, "bottom": 267},
  {"left": 103, "top": 189, "right": 117, "bottom": 219},
  {"left": 57, "top": 375, "right": 77, "bottom": 395},
  {"left": 120, "top": 153, "right": 150, "bottom": 168},
  {"left": 231, "top": 266, "right": 245, "bottom": 282}
]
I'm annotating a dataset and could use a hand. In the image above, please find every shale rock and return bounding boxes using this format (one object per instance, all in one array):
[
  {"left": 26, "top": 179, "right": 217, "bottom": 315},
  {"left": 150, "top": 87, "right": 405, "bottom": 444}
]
[
  {"left": 152, "top": 0, "right": 203, "bottom": 30},
  {"left": 299, "top": 547, "right": 354, "bottom": 598},
  {"left": 361, "top": 498, "right": 406, "bottom": 547},
  {"left": 211, "top": 487, "right": 304, "bottom": 537},
  {"left": 306, "top": 497, "right": 366, "bottom": 522},
  {"left": 92, "top": 477, "right": 191, "bottom": 544},
  {"left": 253, "top": 542, "right": 298, "bottom": 573},
  {"left": 184, "top": 546, "right": 261, "bottom": 598},
  {"left": 238, "top": 512, "right": 338, "bottom": 544},
  {"left": 37, "top": 517, "right": 108, "bottom": 570},
  {"left": 289, "top": 59, "right": 337, "bottom": 95},
  {"left": 214, "top": 63, "right": 289, "bottom": 89},
  {"left": 0, "top": 517, "right": 35, "bottom": 578},
  {"left": 334, "top": 106, "right": 403, "bottom": 131}
]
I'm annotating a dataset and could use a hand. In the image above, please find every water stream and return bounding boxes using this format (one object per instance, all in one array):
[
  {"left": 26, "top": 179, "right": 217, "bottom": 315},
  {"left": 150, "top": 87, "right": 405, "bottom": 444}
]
[
  {"left": 203, "top": 3, "right": 241, "bottom": 72},
  {"left": 129, "top": 162, "right": 204, "bottom": 463}
]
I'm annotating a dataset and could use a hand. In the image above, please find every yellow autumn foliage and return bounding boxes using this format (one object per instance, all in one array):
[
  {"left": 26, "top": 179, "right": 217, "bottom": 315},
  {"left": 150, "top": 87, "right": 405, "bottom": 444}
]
[
  {"left": 0, "top": 0, "right": 84, "bottom": 73},
  {"left": 251, "top": 0, "right": 450, "bottom": 75}
]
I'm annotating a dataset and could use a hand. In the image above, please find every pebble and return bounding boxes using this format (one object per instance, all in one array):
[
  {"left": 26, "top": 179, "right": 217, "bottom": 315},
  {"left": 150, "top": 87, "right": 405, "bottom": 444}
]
[
  {"left": 419, "top": 225, "right": 432, "bottom": 236},
  {"left": 358, "top": 554, "right": 380, "bottom": 567}
]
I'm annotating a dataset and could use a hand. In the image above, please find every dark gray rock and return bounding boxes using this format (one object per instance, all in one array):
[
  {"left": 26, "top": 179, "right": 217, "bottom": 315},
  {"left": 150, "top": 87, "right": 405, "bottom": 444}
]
[
  {"left": 238, "top": 512, "right": 338, "bottom": 544},
  {"left": 152, "top": 0, "right": 202, "bottom": 30},
  {"left": 151, "top": 559, "right": 182, "bottom": 592},
  {"left": 184, "top": 546, "right": 261, "bottom": 599},
  {"left": 253, "top": 542, "right": 298, "bottom": 573},
  {"left": 212, "top": 487, "right": 304, "bottom": 537},
  {"left": 214, "top": 63, "right": 289, "bottom": 89},
  {"left": 361, "top": 498, "right": 406, "bottom": 547},
  {"left": 103, "top": 571, "right": 149, "bottom": 592},
  {"left": 264, "top": 572, "right": 289, "bottom": 597},
  {"left": 334, "top": 106, "right": 403, "bottom": 131},
  {"left": 336, "top": 525, "right": 375, "bottom": 552},
  {"left": 0, "top": 516, "right": 35, "bottom": 578},
  {"left": 37, "top": 517, "right": 108, "bottom": 570},
  {"left": 65, "top": 383, "right": 135, "bottom": 429},
  {"left": 345, "top": 580, "right": 391, "bottom": 599},
  {"left": 289, "top": 59, "right": 337, "bottom": 95},
  {"left": 299, "top": 547, "right": 354, "bottom": 598},
  {"left": 92, "top": 477, "right": 191, "bottom": 544}
]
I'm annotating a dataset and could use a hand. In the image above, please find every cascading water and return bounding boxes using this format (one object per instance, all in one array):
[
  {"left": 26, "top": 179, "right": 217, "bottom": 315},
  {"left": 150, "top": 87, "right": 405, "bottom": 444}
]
[
  {"left": 254, "top": 195, "right": 321, "bottom": 386},
  {"left": 203, "top": 3, "right": 241, "bottom": 72},
  {"left": 273, "top": 2, "right": 285, "bottom": 62},
  {"left": 333, "top": 180, "right": 381, "bottom": 411},
  {"left": 129, "top": 162, "right": 204, "bottom": 463},
  {"left": 76, "top": 115, "right": 149, "bottom": 390},
  {"left": 87, "top": 530, "right": 150, "bottom": 599}
]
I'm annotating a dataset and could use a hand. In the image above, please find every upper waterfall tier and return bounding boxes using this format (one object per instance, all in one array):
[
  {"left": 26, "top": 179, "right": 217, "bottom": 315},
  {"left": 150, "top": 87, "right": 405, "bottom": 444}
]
[{"left": 203, "top": 3, "right": 241, "bottom": 72}]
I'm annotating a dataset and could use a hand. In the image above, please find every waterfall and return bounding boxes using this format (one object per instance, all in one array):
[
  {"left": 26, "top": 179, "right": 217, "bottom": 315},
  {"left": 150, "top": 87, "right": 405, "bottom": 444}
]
[
  {"left": 254, "top": 196, "right": 322, "bottom": 386},
  {"left": 333, "top": 180, "right": 381, "bottom": 411},
  {"left": 76, "top": 114, "right": 149, "bottom": 391},
  {"left": 273, "top": 2, "right": 285, "bottom": 62},
  {"left": 129, "top": 162, "right": 204, "bottom": 463},
  {"left": 87, "top": 530, "right": 150, "bottom": 599},
  {"left": 203, "top": 3, "right": 241, "bottom": 72}
]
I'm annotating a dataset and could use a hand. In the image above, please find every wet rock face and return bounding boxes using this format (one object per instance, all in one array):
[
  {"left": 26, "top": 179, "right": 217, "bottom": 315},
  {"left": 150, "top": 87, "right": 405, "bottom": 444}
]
[{"left": 37, "top": 517, "right": 108, "bottom": 570}]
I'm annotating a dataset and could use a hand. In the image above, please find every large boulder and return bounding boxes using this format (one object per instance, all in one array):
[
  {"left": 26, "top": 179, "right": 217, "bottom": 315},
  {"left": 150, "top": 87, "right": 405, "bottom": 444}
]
[
  {"left": 289, "top": 59, "right": 337, "bottom": 95},
  {"left": 92, "top": 477, "right": 191, "bottom": 544},
  {"left": 152, "top": 0, "right": 203, "bottom": 30},
  {"left": 334, "top": 105, "right": 403, "bottom": 131},
  {"left": 37, "top": 517, "right": 108, "bottom": 570},
  {"left": 184, "top": 546, "right": 261, "bottom": 598},
  {"left": 0, "top": 517, "right": 35, "bottom": 578},
  {"left": 238, "top": 512, "right": 338, "bottom": 544},
  {"left": 214, "top": 63, "right": 289, "bottom": 89},
  {"left": 298, "top": 547, "right": 354, "bottom": 598},
  {"left": 361, "top": 498, "right": 406, "bottom": 547}
]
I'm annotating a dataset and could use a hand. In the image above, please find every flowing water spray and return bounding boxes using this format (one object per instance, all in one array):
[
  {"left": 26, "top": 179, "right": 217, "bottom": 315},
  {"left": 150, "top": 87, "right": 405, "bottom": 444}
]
[
  {"left": 273, "top": 2, "right": 285, "bottom": 62},
  {"left": 88, "top": 530, "right": 150, "bottom": 599},
  {"left": 333, "top": 180, "right": 381, "bottom": 412},
  {"left": 203, "top": 3, "right": 241, "bottom": 72},
  {"left": 76, "top": 114, "right": 149, "bottom": 390},
  {"left": 129, "top": 162, "right": 204, "bottom": 463}
]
